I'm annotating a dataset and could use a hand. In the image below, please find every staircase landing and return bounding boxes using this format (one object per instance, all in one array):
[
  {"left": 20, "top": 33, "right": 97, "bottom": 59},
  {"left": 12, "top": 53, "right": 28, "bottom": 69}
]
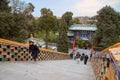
[{"left": 0, "top": 60, "right": 95, "bottom": 80}]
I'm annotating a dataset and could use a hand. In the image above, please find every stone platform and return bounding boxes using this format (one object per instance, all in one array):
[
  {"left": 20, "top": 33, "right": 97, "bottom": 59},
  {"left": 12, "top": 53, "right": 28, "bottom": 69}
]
[{"left": 0, "top": 60, "right": 95, "bottom": 80}]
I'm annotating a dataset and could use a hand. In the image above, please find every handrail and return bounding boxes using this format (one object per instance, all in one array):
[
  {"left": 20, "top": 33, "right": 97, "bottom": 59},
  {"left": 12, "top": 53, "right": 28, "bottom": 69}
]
[
  {"left": 0, "top": 38, "right": 69, "bottom": 55},
  {"left": 109, "top": 53, "right": 120, "bottom": 80}
]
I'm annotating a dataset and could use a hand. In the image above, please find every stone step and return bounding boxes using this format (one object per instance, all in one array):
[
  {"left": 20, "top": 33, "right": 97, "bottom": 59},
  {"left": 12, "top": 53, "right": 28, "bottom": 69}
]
[{"left": 0, "top": 60, "right": 95, "bottom": 80}]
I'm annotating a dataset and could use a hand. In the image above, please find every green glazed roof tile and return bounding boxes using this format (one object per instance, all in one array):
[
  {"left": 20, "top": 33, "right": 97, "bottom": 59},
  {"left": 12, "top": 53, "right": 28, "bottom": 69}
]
[{"left": 69, "top": 24, "right": 97, "bottom": 31}]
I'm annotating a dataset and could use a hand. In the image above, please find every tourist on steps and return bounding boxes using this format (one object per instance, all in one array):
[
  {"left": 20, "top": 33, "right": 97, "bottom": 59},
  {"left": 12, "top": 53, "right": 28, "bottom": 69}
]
[
  {"left": 80, "top": 53, "right": 85, "bottom": 61},
  {"left": 73, "top": 46, "right": 79, "bottom": 60},
  {"left": 84, "top": 55, "right": 89, "bottom": 64},
  {"left": 29, "top": 40, "right": 40, "bottom": 62},
  {"left": 76, "top": 52, "right": 81, "bottom": 64}
]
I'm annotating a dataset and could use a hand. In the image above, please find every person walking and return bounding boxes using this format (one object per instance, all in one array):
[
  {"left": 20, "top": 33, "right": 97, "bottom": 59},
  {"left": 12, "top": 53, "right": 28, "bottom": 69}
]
[
  {"left": 90, "top": 53, "right": 92, "bottom": 61},
  {"left": 84, "top": 55, "right": 89, "bottom": 64},
  {"left": 80, "top": 53, "right": 85, "bottom": 61},
  {"left": 29, "top": 40, "right": 40, "bottom": 62},
  {"left": 73, "top": 45, "right": 79, "bottom": 60},
  {"left": 76, "top": 52, "right": 81, "bottom": 64}
]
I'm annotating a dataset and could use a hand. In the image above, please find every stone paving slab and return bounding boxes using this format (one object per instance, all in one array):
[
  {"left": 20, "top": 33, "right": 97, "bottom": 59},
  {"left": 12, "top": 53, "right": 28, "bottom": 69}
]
[{"left": 0, "top": 60, "right": 95, "bottom": 80}]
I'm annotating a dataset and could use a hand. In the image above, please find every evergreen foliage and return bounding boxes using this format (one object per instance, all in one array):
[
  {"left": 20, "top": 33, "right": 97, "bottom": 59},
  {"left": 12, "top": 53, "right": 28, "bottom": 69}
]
[
  {"left": 57, "top": 17, "right": 68, "bottom": 53},
  {"left": 38, "top": 8, "right": 56, "bottom": 48},
  {"left": 93, "top": 6, "right": 120, "bottom": 49},
  {"left": 63, "top": 12, "right": 73, "bottom": 27},
  {"left": 0, "top": 0, "right": 11, "bottom": 12},
  {"left": 0, "top": 0, "right": 36, "bottom": 42}
]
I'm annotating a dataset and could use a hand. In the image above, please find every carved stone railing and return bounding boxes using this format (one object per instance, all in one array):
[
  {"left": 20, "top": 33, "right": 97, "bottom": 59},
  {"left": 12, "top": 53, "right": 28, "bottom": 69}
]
[{"left": 0, "top": 38, "right": 70, "bottom": 61}]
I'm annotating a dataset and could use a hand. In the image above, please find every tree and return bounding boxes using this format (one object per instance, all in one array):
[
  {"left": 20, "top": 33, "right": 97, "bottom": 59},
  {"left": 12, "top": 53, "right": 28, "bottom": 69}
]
[
  {"left": 0, "top": 13, "right": 15, "bottom": 39},
  {"left": 57, "top": 12, "right": 73, "bottom": 53},
  {"left": 0, "top": 13, "right": 29, "bottom": 42},
  {"left": 52, "top": 19, "right": 60, "bottom": 33},
  {"left": 0, "top": 0, "right": 15, "bottom": 40},
  {"left": 23, "top": 3, "right": 35, "bottom": 16},
  {"left": 10, "top": 0, "right": 26, "bottom": 13},
  {"left": 93, "top": 6, "right": 120, "bottom": 49},
  {"left": 73, "top": 18, "right": 79, "bottom": 24},
  {"left": 57, "top": 16, "right": 68, "bottom": 53},
  {"left": 13, "top": 13, "right": 29, "bottom": 42},
  {"left": 76, "top": 39, "right": 92, "bottom": 48},
  {"left": 63, "top": 11, "right": 73, "bottom": 27},
  {"left": 38, "top": 8, "right": 56, "bottom": 48},
  {"left": 10, "top": 0, "right": 36, "bottom": 42},
  {"left": 0, "top": 0, "right": 36, "bottom": 42},
  {"left": 0, "top": 0, "right": 11, "bottom": 12}
]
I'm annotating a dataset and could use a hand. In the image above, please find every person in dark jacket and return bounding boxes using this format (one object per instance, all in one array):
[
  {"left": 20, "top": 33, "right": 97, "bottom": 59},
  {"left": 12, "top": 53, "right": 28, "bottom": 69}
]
[
  {"left": 29, "top": 40, "right": 40, "bottom": 62},
  {"left": 84, "top": 55, "right": 89, "bottom": 64},
  {"left": 80, "top": 53, "right": 85, "bottom": 61}
]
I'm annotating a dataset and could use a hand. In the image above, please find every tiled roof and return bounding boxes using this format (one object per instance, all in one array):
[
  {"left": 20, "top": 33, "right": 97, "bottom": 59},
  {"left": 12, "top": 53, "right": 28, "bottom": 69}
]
[{"left": 69, "top": 24, "right": 97, "bottom": 31}]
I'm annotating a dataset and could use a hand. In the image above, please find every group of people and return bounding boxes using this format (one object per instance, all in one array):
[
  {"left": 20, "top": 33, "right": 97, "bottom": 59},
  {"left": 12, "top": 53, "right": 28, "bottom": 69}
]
[
  {"left": 28, "top": 40, "right": 89, "bottom": 65},
  {"left": 75, "top": 52, "right": 89, "bottom": 64}
]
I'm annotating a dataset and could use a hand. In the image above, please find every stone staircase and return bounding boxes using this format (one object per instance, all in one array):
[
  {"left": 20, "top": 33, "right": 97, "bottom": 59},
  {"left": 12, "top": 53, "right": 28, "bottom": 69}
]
[{"left": 0, "top": 60, "right": 96, "bottom": 80}]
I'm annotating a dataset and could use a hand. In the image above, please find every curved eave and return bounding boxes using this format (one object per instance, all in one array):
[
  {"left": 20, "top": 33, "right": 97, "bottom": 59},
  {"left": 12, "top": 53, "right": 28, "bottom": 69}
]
[{"left": 69, "top": 29, "right": 96, "bottom": 31}]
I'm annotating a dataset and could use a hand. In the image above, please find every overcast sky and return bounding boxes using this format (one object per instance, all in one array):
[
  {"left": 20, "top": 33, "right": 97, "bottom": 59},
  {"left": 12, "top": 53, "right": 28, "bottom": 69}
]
[{"left": 24, "top": 0, "right": 120, "bottom": 17}]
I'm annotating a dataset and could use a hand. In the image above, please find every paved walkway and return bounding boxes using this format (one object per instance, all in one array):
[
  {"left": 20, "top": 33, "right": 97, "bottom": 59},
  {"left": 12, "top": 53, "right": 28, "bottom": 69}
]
[{"left": 0, "top": 60, "right": 95, "bottom": 80}]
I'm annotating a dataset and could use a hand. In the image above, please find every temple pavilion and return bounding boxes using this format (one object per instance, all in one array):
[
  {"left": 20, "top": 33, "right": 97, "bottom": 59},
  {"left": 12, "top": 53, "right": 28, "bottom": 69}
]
[{"left": 68, "top": 24, "right": 97, "bottom": 43}]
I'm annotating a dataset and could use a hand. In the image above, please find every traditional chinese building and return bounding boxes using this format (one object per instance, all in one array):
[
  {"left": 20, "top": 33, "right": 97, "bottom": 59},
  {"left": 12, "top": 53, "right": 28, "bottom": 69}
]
[{"left": 68, "top": 24, "right": 97, "bottom": 43}]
